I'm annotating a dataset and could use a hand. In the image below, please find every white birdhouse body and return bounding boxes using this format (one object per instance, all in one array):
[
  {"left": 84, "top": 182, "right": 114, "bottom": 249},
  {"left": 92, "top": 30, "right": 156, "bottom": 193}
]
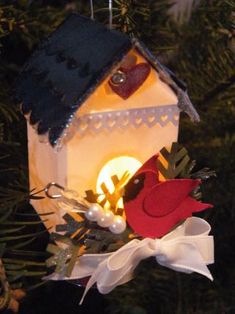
[
  {"left": 27, "top": 57, "right": 179, "bottom": 228},
  {"left": 16, "top": 15, "right": 198, "bottom": 230}
]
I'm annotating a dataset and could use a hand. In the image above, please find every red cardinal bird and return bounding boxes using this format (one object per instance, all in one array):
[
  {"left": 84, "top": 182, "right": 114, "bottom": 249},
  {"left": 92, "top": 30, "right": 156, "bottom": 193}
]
[{"left": 123, "top": 155, "right": 212, "bottom": 238}]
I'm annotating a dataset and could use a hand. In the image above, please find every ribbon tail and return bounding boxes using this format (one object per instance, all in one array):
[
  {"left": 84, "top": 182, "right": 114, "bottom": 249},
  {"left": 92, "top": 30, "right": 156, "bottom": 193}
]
[
  {"left": 158, "top": 242, "right": 213, "bottom": 281},
  {"left": 79, "top": 239, "right": 151, "bottom": 304},
  {"left": 172, "top": 262, "right": 213, "bottom": 281},
  {"left": 79, "top": 275, "right": 96, "bottom": 305},
  {"left": 79, "top": 260, "right": 107, "bottom": 305}
]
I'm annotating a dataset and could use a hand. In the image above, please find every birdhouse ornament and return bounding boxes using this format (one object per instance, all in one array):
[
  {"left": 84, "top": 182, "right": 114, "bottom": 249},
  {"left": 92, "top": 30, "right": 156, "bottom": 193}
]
[{"left": 16, "top": 14, "right": 214, "bottom": 302}]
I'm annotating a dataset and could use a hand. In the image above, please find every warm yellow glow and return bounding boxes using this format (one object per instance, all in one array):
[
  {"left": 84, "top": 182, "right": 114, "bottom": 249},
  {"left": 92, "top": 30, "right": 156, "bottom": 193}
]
[
  {"left": 96, "top": 156, "right": 142, "bottom": 208},
  {"left": 77, "top": 48, "right": 178, "bottom": 116}
]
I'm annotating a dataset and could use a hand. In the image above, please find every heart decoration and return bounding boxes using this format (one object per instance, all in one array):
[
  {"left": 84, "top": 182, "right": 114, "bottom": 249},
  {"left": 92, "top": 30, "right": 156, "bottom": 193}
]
[{"left": 109, "top": 63, "right": 151, "bottom": 99}]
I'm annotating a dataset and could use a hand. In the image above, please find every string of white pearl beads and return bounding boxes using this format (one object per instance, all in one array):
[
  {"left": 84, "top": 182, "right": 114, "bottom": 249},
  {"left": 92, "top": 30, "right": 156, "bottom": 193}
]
[
  {"left": 109, "top": 215, "right": 126, "bottom": 234},
  {"left": 84, "top": 203, "right": 126, "bottom": 234},
  {"left": 84, "top": 203, "right": 103, "bottom": 221}
]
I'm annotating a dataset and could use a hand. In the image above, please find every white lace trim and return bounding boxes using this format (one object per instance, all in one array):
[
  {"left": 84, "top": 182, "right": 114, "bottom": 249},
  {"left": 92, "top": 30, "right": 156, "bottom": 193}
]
[{"left": 73, "top": 105, "right": 179, "bottom": 136}]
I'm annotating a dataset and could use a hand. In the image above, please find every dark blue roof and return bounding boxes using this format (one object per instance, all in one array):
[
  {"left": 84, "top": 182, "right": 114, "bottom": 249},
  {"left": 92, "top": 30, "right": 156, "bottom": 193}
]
[{"left": 16, "top": 14, "right": 132, "bottom": 146}]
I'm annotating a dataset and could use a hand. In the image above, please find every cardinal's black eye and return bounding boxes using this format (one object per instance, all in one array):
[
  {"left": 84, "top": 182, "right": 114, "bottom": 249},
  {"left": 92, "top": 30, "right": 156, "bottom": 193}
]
[
  {"left": 123, "top": 173, "right": 145, "bottom": 203},
  {"left": 110, "top": 70, "right": 126, "bottom": 86}
]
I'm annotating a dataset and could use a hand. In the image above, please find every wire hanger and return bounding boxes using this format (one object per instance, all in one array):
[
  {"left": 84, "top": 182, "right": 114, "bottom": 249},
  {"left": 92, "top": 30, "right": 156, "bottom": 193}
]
[
  {"left": 109, "top": 0, "right": 113, "bottom": 29},
  {"left": 90, "top": 0, "right": 94, "bottom": 20},
  {"left": 90, "top": 0, "right": 113, "bottom": 29}
]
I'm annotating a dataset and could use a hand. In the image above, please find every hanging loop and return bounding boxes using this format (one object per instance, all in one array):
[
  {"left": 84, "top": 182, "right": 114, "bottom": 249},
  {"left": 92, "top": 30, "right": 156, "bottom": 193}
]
[
  {"left": 45, "top": 182, "right": 64, "bottom": 199},
  {"left": 44, "top": 182, "right": 89, "bottom": 212},
  {"left": 90, "top": 0, "right": 94, "bottom": 20},
  {"left": 90, "top": 1, "right": 113, "bottom": 28},
  {"left": 109, "top": 0, "right": 113, "bottom": 29}
]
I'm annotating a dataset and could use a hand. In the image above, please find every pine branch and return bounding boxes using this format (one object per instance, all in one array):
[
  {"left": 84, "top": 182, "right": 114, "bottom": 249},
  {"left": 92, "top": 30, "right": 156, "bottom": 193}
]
[{"left": 198, "top": 74, "right": 235, "bottom": 106}]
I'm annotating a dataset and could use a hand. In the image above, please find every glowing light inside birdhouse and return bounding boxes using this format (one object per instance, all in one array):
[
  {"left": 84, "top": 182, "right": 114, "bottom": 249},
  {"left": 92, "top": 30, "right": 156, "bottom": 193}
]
[{"left": 96, "top": 156, "right": 142, "bottom": 208}]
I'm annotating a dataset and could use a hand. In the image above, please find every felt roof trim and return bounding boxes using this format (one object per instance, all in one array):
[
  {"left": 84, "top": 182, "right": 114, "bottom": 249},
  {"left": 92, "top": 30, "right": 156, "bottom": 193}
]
[
  {"left": 15, "top": 14, "right": 132, "bottom": 147},
  {"left": 15, "top": 14, "right": 199, "bottom": 148}
]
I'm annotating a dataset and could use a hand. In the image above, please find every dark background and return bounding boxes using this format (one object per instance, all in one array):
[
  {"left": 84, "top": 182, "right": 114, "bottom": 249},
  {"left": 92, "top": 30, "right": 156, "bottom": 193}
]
[{"left": 0, "top": 1, "right": 235, "bottom": 313}]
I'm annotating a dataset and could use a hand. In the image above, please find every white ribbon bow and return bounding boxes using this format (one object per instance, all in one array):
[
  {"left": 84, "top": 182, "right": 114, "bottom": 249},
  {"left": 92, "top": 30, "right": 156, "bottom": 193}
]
[{"left": 45, "top": 217, "right": 214, "bottom": 304}]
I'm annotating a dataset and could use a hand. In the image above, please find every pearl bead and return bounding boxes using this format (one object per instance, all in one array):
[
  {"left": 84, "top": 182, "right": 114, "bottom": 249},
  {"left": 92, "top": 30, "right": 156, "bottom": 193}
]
[
  {"left": 85, "top": 204, "right": 103, "bottom": 222},
  {"left": 109, "top": 216, "right": 126, "bottom": 234},
  {"left": 97, "top": 210, "right": 115, "bottom": 227}
]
